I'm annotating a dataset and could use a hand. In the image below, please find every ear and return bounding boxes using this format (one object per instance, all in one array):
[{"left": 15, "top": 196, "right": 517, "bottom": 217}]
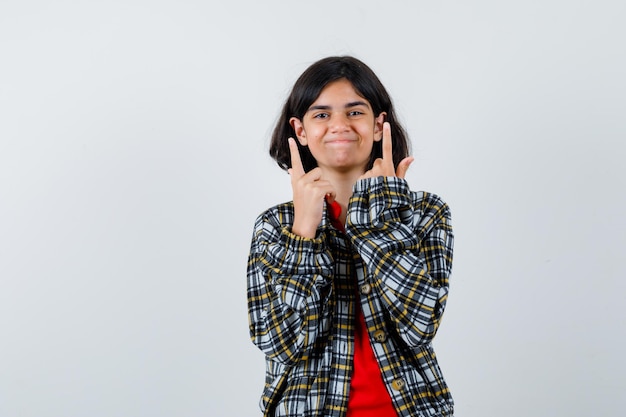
[
  {"left": 289, "top": 117, "right": 307, "bottom": 146},
  {"left": 374, "top": 112, "right": 387, "bottom": 142}
]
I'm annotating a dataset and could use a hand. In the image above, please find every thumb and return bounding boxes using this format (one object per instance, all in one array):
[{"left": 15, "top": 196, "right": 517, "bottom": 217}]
[{"left": 395, "top": 157, "right": 414, "bottom": 179}]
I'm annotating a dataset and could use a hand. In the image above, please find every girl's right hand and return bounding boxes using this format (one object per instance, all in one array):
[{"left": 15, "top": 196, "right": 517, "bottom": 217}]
[{"left": 288, "top": 138, "right": 336, "bottom": 239}]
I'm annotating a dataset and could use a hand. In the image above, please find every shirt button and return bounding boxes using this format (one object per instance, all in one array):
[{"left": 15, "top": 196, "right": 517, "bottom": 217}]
[
  {"left": 391, "top": 378, "right": 406, "bottom": 391},
  {"left": 360, "top": 283, "right": 372, "bottom": 295},
  {"left": 372, "top": 330, "right": 387, "bottom": 343}
]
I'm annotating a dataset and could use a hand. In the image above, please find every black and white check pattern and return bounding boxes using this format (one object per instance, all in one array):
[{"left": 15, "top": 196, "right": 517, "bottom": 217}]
[{"left": 247, "top": 176, "right": 454, "bottom": 417}]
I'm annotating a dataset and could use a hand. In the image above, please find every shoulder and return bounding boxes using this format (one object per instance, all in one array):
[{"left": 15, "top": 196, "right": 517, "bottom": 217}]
[
  {"left": 253, "top": 201, "right": 295, "bottom": 229},
  {"left": 409, "top": 191, "right": 453, "bottom": 235},
  {"left": 410, "top": 191, "right": 451, "bottom": 214}
]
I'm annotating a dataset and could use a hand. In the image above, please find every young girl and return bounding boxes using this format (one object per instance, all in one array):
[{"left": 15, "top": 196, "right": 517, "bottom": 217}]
[{"left": 247, "top": 56, "right": 454, "bottom": 417}]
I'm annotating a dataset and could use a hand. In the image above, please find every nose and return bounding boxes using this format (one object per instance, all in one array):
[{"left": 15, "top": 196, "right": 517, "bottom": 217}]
[{"left": 329, "top": 113, "right": 350, "bottom": 133}]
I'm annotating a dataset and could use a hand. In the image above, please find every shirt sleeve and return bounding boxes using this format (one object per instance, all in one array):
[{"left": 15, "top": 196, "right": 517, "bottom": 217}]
[
  {"left": 246, "top": 206, "right": 335, "bottom": 365},
  {"left": 345, "top": 176, "right": 454, "bottom": 347}
]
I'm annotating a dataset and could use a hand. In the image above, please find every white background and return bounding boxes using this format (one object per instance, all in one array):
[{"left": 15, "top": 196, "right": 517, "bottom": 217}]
[{"left": 1, "top": 1, "right": 625, "bottom": 416}]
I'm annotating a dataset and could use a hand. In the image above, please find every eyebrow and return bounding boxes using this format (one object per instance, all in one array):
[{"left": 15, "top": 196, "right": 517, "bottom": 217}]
[{"left": 307, "top": 101, "right": 370, "bottom": 112}]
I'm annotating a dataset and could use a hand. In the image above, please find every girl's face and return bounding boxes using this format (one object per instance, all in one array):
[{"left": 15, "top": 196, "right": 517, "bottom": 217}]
[{"left": 290, "top": 79, "right": 385, "bottom": 176}]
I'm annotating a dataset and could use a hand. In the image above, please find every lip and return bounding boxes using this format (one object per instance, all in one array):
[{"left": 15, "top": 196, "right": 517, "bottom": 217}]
[{"left": 325, "top": 138, "right": 356, "bottom": 145}]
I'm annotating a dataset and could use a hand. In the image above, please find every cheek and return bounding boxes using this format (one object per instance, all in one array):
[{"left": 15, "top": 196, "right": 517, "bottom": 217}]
[
  {"left": 307, "top": 128, "right": 326, "bottom": 142},
  {"left": 361, "top": 128, "right": 378, "bottom": 142}
]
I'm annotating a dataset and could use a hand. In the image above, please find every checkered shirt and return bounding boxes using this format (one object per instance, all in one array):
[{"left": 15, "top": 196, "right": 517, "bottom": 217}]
[{"left": 247, "top": 176, "right": 454, "bottom": 417}]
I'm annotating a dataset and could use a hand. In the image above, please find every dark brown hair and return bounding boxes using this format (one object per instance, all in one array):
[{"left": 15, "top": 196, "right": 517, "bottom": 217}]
[{"left": 269, "top": 56, "right": 410, "bottom": 172}]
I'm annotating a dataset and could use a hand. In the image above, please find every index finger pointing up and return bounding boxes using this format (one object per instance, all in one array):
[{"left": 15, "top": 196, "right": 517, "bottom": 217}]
[
  {"left": 288, "top": 137, "right": 305, "bottom": 178},
  {"left": 382, "top": 122, "right": 394, "bottom": 171}
]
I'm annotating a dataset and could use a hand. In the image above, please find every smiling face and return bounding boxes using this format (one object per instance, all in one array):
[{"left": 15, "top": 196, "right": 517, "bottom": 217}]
[{"left": 290, "top": 79, "right": 386, "bottom": 176}]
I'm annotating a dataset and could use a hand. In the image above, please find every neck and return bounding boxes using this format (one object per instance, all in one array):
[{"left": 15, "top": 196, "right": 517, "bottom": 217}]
[{"left": 321, "top": 168, "right": 364, "bottom": 224}]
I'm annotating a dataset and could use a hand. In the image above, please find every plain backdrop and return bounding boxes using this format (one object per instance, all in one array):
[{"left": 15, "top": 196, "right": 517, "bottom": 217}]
[{"left": 1, "top": 1, "right": 625, "bottom": 416}]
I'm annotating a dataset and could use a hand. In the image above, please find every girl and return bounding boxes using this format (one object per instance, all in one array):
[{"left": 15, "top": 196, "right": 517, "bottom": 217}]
[{"left": 247, "top": 56, "right": 454, "bottom": 417}]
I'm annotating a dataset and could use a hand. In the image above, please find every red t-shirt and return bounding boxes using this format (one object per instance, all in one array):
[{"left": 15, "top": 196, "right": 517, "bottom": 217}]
[{"left": 327, "top": 200, "right": 397, "bottom": 417}]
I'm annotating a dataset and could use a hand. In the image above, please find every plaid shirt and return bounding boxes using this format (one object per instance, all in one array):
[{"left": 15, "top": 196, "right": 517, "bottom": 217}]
[{"left": 247, "top": 176, "right": 454, "bottom": 417}]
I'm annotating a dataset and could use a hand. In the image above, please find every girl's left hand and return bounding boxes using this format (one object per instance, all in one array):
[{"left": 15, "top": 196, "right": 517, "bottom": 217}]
[{"left": 360, "top": 122, "right": 414, "bottom": 179}]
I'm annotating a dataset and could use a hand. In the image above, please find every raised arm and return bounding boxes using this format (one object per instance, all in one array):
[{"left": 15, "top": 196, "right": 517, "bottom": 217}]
[
  {"left": 247, "top": 139, "right": 336, "bottom": 365},
  {"left": 347, "top": 124, "right": 453, "bottom": 347}
]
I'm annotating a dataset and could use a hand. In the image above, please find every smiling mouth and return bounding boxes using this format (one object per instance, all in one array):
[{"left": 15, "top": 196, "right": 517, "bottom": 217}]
[{"left": 326, "top": 138, "right": 356, "bottom": 144}]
